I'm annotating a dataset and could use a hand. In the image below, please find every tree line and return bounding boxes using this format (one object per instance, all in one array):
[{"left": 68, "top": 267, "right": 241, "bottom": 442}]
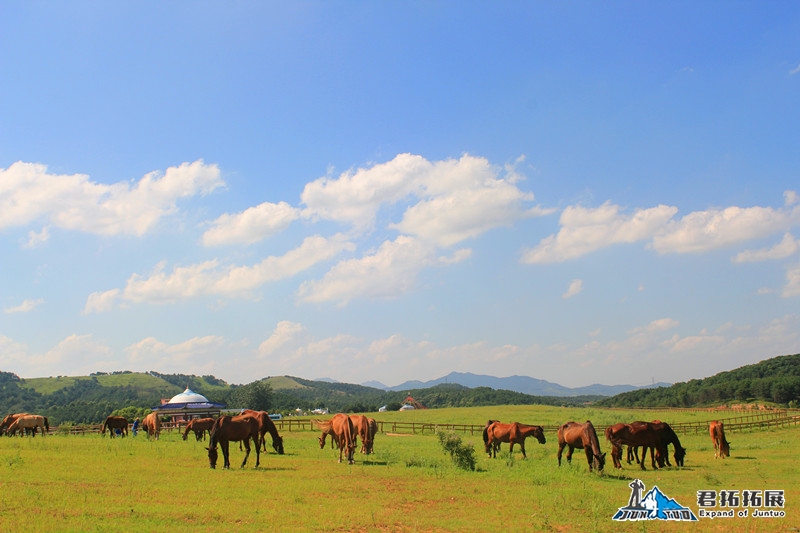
[{"left": 596, "top": 352, "right": 800, "bottom": 408}]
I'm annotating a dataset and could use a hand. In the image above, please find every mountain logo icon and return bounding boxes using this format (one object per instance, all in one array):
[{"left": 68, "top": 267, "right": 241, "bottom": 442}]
[{"left": 612, "top": 479, "right": 698, "bottom": 521}]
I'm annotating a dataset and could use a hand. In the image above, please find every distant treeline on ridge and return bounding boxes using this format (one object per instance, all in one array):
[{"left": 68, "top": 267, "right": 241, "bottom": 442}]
[{"left": 1, "top": 352, "right": 798, "bottom": 425}]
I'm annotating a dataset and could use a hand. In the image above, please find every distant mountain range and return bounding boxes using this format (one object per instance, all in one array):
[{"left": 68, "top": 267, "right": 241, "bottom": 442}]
[{"left": 359, "top": 372, "right": 670, "bottom": 397}]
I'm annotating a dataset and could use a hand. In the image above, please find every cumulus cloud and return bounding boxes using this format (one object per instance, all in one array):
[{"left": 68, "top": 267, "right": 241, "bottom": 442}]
[
  {"left": 0, "top": 160, "right": 224, "bottom": 239},
  {"left": 300, "top": 153, "right": 548, "bottom": 245},
  {"left": 124, "top": 335, "right": 226, "bottom": 375},
  {"left": 296, "top": 236, "right": 471, "bottom": 305},
  {"left": 522, "top": 192, "right": 800, "bottom": 263},
  {"left": 783, "top": 263, "right": 800, "bottom": 298},
  {"left": 521, "top": 202, "right": 677, "bottom": 263},
  {"left": 562, "top": 279, "right": 583, "bottom": 299},
  {"left": 733, "top": 233, "right": 799, "bottom": 263},
  {"left": 202, "top": 201, "right": 301, "bottom": 246},
  {"left": 651, "top": 204, "right": 799, "bottom": 254},
  {"left": 4, "top": 298, "right": 44, "bottom": 314},
  {"left": 84, "top": 234, "right": 354, "bottom": 312}
]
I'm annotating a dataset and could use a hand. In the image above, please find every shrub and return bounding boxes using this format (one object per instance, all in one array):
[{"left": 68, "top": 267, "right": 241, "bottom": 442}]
[{"left": 436, "top": 430, "right": 476, "bottom": 471}]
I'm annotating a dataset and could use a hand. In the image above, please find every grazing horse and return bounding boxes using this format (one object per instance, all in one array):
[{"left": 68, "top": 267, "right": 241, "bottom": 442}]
[
  {"left": 206, "top": 415, "right": 261, "bottom": 469},
  {"left": 314, "top": 413, "right": 355, "bottom": 464},
  {"left": 240, "top": 410, "right": 285, "bottom": 454},
  {"left": 102, "top": 416, "right": 129, "bottom": 438},
  {"left": 182, "top": 418, "right": 216, "bottom": 441},
  {"left": 1, "top": 413, "right": 29, "bottom": 436},
  {"left": 365, "top": 417, "right": 378, "bottom": 454},
  {"left": 6, "top": 415, "right": 49, "bottom": 437},
  {"left": 483, "top": 421, "right": 546, "bottom": 459},
  {"left": 142, "top": 412, "right": 161, "bottom": 440},
  {"left": 557, "top": 421, "right": 606, "bottom": 472},
  {"left": 709, "top": 420, "right": 730, "bottom": 459},
  {"left": 349, "top": 414, "right": 372, "bottom": 454},
  {"left": 606, "top": 421, "right": 685, "bottom": 470}
]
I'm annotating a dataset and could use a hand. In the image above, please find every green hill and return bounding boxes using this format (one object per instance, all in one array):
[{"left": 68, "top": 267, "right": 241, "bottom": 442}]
[{"left": 597, "top": 352, "right": 800, "bottom": 408}]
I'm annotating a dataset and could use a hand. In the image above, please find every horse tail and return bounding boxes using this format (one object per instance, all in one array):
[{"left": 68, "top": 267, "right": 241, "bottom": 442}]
[
  {"left": 482, "top": 426, "right": 489, "bottom": 446},
  {"left": 102, "top": 418, "right": 108, "bottom": 434},
  {"left": 44, "top": 417, "right": 49, "bottom": 432}
]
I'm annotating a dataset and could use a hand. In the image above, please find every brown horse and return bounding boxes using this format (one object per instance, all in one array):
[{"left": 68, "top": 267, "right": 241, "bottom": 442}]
[
  {"left": 6, "top": 415, "right": 49, "bottom": 437},
  {"left": 102, "top": 416, "right": 129, "bottom": 438},
  {"left": 1, "top": 413, "right": 29, "bottom": 435},
  {"left": 606, "top": 421, "right": 685, "bottom": 470},
  {"left": 605, "top": 422, "right": 663, "bottom": 469},
  {"left": 240, "top": 410, "right": 285, "bottom": 454},
  {"left": 483, "top": 421, "right": 546, "bottom": 459},
  {"left": 365, "top": 417, "right": 378, "bottom": 454},
  {"left": 182, "top": 418, "right": 215, "bottom": 441},
  {"left": 557, "top": 421, "right": 606, "bottom": 472},
  {"left": 142, "top": 412, "right": 161, "bottom": 440},
  {"left": 349, "top": 414, "right": 371, "bottom": 454},
  {"left": 206, "top": 415, "right": 261, "bottom": 469},
  {"left": 314, "top": 413, "right": 355, "bottom": 464},
  {"left": 709, "top": 420, "right": 730, "bottom": 459}
]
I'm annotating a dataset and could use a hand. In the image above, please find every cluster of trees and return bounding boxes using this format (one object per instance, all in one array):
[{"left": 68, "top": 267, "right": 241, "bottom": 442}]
[{"left": 597, "top": 353, "right": 800, "bottom": 408}]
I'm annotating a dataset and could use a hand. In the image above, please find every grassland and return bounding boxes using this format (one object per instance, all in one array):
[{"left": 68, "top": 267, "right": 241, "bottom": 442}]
[{"left": 0, "top": 406, "right": 797, "bottom": 532}]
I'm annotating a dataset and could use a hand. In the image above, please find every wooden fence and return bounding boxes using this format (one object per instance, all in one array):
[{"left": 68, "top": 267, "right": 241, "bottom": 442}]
[{"left": 42, "top": 408, "right": 800, "bottom": 437}]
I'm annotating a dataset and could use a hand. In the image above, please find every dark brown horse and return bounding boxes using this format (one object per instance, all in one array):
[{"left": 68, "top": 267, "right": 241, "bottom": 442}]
[
  {"left": 240, "top": 410, "right": 284, "bottom": 454},
  {"left": 709, "top": 420, "right": 730, "bottom": 459},
  {"left": 314, "top": 413, "right": 355, "bottom": 464},
  {"left": 206, "top": 415, "right": 261, "bottom": 469},
  {"left": 557, "top": 421, "right": 606, "bottom": 472},
  {"left": 349, "top": 414, "right": 371, "bottom": 454},
  {"left": 483, "top": 421, "right": 546, "bottom": 459},
  {"left": 182, "top": 418, "right": 215, "bottom": 441},
  {"left": 102, "top": 416, "right": 129, "bottom": 438},
  {"left": 606, "top": 421, "right": 667, "bottom": 470},
  {"left": 606, "top": 421, "right": 685, "bottom": 470}
]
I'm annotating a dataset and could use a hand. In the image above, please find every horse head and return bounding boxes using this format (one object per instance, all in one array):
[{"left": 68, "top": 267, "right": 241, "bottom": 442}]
[
  {"left": 594, "top": 452, "right": 607, "bottom": 472},
  {"left": 674, "top": 446, "right": 686, "bottom": 467},
  {"left": 206, "top": 446, "right": 218, "bottom": 469},
  {"left": 535, "top": 427, "right": 546, "bottom": 445},
  {"left": 273, "top": 435, "right": 285, "bottom": 455}
]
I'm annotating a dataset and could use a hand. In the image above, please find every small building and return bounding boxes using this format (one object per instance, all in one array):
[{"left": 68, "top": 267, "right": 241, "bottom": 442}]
[{"left": 152, "top": 388, "right": 226, "bottom": 423}]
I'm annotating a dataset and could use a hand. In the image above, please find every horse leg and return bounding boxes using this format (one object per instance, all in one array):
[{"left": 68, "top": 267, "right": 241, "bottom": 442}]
[
  {"left": 240, "top": 439, "right": 250, "bottom": 468},
  {"left": 565, "top": 445, "right": 574, "bottom": 465},
  {"left": 557, "top": 443, "right": 565, "bottom": 466},
  {"left": 584, "top": 448, "right": 594, "bottom": 471},
  {"left": 253, "top": 435, "right": 260, "bottom": 468},
  {"left": 520, "top": 440, "right": 527, "bottom": 459},
  {"left": 221, "top": 441, "right": 231, "bottom": 469}
]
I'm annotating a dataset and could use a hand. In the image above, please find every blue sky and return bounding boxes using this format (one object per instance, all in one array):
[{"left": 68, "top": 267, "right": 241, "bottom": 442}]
[{"left": 1, "top": 3, "right": 799, "bottom": 388}]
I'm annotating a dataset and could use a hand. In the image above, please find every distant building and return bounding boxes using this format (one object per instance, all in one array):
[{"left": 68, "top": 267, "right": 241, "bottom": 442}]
[{"left": 152, "top": 388, "right": 225, "bottom": 423}]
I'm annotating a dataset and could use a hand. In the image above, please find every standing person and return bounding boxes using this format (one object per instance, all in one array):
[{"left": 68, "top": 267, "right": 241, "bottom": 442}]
[{"left": 132, "top": 417, "right": 140, "bottom": 436}]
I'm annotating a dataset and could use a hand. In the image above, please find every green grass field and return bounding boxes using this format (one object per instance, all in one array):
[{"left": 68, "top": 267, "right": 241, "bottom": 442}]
[{"left": 0, "top": 406, "right": 797, "bottom": 532}]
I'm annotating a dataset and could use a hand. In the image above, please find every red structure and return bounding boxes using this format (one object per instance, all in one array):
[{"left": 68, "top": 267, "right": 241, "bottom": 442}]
[{"left": 403, "top": 395, "right": 427, "bottom": 409}]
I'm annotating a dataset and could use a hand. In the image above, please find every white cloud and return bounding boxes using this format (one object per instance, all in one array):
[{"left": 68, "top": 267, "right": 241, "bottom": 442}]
[
  {"left": 4, "top": 298, "right": 43, "bottom": 314},
  {"left": 258, "top": 321, "right": 307, "bottom": 356},
  {"left": 562, "top": 279, "right": 583, "bottom": 299},
  {"left": 296, "top": 236, "right": 470, "bottom": 305},
  {"left": 125, "top": 335, "right": 225, "bottom": 375},
  {"left": 0, "top": 160, "right": 224, "bottom": 239},
  {"left": 521, "top": 202, "right": 677, "bottom": 263},
  {"left": 733, "top": 233, "right": 799, "bottom": 263},
  {"left": 300, "top": 153, "right": 548, "bottom": 245},
  {"left": 790, "top": 64, "right": 800, "bottom": 76},
  {"left": 783, "top": 263, "right": 800, "bottom": 298},
  {"left": 522, "top": 193, "right": 800, "bottom": 263},
  {"left": 300, "top": 153, "right": 431, "bottom": 231},
  {"left": 652, "top": 204, "right": 798, "bottom": 254},
  {"left": 85, "top": 234, "right": 354, "bottom": 311},
  {"left": 202, "top": 201, "right": 301, "bottom": 246}
]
